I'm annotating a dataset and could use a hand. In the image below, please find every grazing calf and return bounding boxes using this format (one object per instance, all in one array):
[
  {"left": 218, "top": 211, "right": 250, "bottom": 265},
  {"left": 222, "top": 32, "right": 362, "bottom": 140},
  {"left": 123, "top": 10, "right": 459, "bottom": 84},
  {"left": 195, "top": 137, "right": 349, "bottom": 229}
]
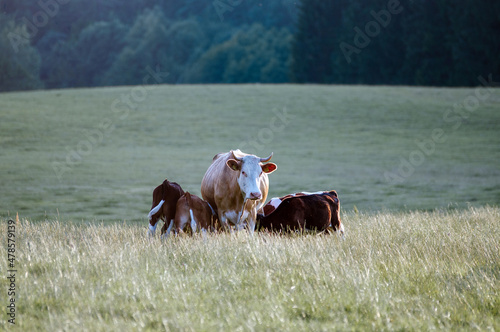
[
  {"left": 148, "top": 179, "right": 185, "bottom": 237},
  {"left": 258, "top": 191, "right": 344, "bottom": 235},
  {"left": 174, "top": 192, "right": 220, "bottom": 235}
]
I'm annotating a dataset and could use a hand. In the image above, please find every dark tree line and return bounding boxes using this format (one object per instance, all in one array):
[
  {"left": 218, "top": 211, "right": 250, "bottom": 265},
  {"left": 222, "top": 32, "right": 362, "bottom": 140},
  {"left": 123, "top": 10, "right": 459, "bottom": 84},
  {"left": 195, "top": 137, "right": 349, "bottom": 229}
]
[
  {"left": 0, "top": 0, "right": 296, "bottom": 91},
  {"left": 292, "top": 0, "right": 500, "bottom": 86},
  {"left": 0, "top": 0, "right": 498, "bottom": 91}
]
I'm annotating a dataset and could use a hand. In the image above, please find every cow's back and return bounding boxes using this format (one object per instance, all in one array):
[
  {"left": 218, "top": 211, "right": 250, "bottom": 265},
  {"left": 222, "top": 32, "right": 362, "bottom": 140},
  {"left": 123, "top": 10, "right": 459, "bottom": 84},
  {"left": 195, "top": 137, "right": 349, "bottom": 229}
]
[
  {"left": 201, "top": 152, "right": 239, "bottom": 213},
  {"left": 188, "top": 192, "right": 215, "bottom": 231},
  {"left": 151, "top": 181, "right": 165, "bottom": 209},
  {"left": 258, "top": 193, "right": 332, "bottom": 232},
  {"left": 161, "top": 180, "right": 185, "bottom": 221},
  {"left": 201, "top": 152, "right": 226, "bottom": 208}
]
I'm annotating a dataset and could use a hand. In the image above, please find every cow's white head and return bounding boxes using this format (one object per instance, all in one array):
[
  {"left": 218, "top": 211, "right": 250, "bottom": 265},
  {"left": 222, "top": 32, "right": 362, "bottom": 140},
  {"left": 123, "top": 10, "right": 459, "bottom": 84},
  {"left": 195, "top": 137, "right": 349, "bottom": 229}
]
[{"left": 226, "top": 150, "right": 277, "bottom": 200}]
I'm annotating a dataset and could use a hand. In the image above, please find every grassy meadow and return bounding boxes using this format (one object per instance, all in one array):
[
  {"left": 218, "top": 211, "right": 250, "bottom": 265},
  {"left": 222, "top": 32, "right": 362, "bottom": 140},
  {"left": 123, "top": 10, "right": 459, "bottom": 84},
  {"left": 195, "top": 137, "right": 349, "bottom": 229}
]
[
  {"left": 1, "top": 84, "right": 499, "bottom": 330},
  {"left": 0, "top": 84, "right": 499, "bottom": 221},
  {"left": 1, "top": 207, "right": 499, "bottom": 330}
]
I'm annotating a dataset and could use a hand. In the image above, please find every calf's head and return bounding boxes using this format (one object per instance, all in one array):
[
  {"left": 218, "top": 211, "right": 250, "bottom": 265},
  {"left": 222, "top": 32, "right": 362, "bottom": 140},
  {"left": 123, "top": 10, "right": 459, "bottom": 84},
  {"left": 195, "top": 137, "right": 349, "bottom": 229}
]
[{"left": 226, "top": 150, "right": 277, "bottom": 200}]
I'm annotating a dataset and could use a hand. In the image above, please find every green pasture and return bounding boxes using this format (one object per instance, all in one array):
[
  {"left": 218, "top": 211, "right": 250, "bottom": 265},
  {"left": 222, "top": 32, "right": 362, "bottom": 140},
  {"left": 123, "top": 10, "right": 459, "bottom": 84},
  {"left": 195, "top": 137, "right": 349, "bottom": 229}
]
[
  {"left": 0, "top": 85, "right": 499, "bottom": 330},
  {"left": 1, "top": 84, "right": 499, "bottom": 222}
]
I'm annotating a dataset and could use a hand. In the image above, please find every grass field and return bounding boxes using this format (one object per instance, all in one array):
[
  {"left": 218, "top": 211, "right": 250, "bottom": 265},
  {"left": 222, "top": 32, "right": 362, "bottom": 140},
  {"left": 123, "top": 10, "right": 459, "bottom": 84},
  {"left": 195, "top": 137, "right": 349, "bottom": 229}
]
[
  {"left": 1, "top": 207, "right": 499, "bottom": 330},
  {"left": 1, "top": 84, "right": 499, "bottom": 221},
  {"left": 0, "top": 84, "right": 499, "bottom": 330}
]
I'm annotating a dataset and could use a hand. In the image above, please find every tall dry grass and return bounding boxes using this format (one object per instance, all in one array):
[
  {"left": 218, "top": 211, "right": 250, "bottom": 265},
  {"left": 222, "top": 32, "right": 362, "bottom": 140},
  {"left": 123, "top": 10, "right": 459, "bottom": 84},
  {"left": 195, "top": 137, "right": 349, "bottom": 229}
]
[{"left": 1, "top": 206, "right": 499, "bottom": 331}]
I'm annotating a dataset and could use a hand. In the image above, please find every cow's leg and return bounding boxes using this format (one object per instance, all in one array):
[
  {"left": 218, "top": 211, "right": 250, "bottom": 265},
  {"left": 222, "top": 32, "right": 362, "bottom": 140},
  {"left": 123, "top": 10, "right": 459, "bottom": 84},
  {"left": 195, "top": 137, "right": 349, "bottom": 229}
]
[
  {"left": 175, "top": 213, "right": 189, "bottom": 236},
  {"left": 166, "top": 219, "right": 174, "bottom": 236},
  {"left": 220, "top": 215, "right": 231, "bottom": 232},
  {"left": 235, "top": 210, "right": 249, "bottom": 231},
  {"left": 160, "top": 216, "right": 171, "bottom": 234},
  {"left": 339, "top": 223, "right": 345, "bottom": 239},
  {"left": 161, "top": 219, "right": 174, "bottom": 240},
  {"left": 247, "top": 220, "right": 255, "bottom": 234},
  {"left": 247, "top": 209, "right": 257, "bottom": 235},
  {"left": 328, "top": 222, "right": 345, "bottom": 238}
]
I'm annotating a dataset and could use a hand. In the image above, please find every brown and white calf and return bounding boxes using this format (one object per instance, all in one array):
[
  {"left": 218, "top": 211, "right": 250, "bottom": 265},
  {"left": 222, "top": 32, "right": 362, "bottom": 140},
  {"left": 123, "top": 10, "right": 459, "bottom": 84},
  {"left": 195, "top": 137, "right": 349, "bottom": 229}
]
[
  {"left": 174, "top": 192, "right": 219, "bottom": 234},
  {"left": 148, "top": 179, "right": 184, "bottom": 237},
  {"left": 257, "top": 191, "right": 344, "bottom": 235},
  {"left": 201, "top": 149, "right": 277, "bottom": 233}
]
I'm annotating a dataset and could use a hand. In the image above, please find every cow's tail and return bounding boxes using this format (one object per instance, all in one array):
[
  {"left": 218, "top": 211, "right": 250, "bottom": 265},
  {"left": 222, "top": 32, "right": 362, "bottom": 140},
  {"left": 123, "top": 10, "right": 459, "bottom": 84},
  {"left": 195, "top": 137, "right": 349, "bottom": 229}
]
[
  {"left": 189, "top": 207, "right": 197, "bottom": 233},
  {"left": 184, "top": 192, "right": 197, "bottom": 233},
  {"left": 148, "top": 199, "right": 165, "bottom": 221}
]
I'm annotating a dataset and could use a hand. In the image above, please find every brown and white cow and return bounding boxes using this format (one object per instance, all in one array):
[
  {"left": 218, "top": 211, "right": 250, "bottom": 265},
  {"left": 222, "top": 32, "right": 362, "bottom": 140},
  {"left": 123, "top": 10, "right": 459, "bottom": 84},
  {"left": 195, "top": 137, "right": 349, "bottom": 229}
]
[
  {"left": 201, "top": 149, "right": 277, "bottom": 233},
  {"left": 147, "top": 179, "right": 185, "bottom": 237},
  {"left": 174, "top": 192, "right": 220, "bottom": 235},
  {"left": 257, "top": 190, "right": 344, "bottom": 235}
]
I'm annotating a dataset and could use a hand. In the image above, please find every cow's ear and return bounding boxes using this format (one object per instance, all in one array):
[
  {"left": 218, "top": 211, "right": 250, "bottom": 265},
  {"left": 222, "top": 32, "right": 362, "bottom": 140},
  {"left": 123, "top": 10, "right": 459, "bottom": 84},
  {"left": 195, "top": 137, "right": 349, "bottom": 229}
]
[
  {"left": 226, "top": 159, "right": 241, "bottom": 171},
  {"left": 261, "top": 162, "right": 277, "bottom": 174}
]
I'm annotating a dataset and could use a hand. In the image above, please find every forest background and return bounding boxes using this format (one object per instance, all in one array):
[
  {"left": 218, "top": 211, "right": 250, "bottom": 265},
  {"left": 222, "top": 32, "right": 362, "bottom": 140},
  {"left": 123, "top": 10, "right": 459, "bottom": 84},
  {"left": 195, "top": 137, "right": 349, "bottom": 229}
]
[{"left": 1, "top": 0, "right": 499, "bottom": 92}]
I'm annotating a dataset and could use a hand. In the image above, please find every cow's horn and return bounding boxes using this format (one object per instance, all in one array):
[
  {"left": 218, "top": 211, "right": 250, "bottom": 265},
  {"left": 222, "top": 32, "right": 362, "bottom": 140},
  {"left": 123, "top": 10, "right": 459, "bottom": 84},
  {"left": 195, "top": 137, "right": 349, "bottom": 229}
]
[
  {"left": 260, "top": 152, "right": 273, "bottom": 163},
  {"left": 231, "top": 149, "right": 244, "bottom": 161}
]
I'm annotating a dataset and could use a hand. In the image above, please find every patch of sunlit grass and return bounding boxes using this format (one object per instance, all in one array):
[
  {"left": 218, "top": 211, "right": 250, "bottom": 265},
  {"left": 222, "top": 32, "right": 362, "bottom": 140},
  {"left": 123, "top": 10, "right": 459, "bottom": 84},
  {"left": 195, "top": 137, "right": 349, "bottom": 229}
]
[{"left": 1, "top": 206, "right": 498, "bottom": 330}]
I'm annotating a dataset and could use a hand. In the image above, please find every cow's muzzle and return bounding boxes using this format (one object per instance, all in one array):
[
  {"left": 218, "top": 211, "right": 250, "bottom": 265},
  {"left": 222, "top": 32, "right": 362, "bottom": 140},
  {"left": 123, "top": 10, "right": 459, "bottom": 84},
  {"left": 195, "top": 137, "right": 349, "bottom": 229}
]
[{"left": 249, "top": 192, "right": 262, "bottom": 200}]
